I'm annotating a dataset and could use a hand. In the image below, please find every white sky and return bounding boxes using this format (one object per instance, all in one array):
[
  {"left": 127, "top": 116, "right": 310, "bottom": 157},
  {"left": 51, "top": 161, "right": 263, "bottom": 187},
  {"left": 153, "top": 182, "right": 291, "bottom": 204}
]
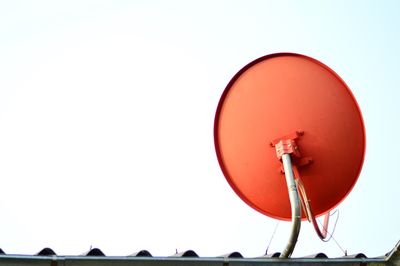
[{"left": 0, "top": 0, "right": 399, "bottom": 258}]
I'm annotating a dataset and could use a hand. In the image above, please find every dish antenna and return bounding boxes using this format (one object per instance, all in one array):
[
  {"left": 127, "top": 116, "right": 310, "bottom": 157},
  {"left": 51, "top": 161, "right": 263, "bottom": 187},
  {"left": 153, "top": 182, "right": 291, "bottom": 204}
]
[{"left": 214, "top": 53, "right": 365, "bottom": 258}]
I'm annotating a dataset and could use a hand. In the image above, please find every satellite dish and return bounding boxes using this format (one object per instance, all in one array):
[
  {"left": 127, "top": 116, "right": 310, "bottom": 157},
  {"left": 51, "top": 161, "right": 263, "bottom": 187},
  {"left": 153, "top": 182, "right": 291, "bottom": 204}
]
[{"left": 214, "top": 53, "right": 365, "bottom": 257}]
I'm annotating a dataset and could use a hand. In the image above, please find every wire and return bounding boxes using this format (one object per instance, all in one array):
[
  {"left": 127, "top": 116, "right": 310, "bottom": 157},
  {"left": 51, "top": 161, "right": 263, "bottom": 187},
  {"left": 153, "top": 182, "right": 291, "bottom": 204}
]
[
  {"left": 319, "top": 210, "right": 339, "bottom": 242},
  {"left": 265, "top": 221, "right": 280, "bottom": 254},
  {"left": 316, "top": 210, "right": 347, "bottom": 256},
  {"left": 330, "top": 235, "right": 347, "bottom": 256}
]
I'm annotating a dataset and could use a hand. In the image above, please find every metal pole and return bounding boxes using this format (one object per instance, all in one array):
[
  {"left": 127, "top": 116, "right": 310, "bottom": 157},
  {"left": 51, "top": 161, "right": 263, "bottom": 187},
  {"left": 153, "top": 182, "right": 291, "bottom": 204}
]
[{"left": 280, "top": 154, "right": 301, "bottom": 258}]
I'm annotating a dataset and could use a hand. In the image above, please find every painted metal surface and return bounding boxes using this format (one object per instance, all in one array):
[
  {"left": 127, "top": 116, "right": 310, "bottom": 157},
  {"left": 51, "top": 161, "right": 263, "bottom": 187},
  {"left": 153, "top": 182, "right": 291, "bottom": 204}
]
[{"left": 214, "top": 53, "right": 366, "bottom": 221}]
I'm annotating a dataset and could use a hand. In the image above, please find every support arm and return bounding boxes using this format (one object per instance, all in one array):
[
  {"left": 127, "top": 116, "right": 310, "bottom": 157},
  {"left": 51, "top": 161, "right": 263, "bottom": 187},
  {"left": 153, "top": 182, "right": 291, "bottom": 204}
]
[{"left": 279, "top": 154, "right": 301, "bottom": 258}]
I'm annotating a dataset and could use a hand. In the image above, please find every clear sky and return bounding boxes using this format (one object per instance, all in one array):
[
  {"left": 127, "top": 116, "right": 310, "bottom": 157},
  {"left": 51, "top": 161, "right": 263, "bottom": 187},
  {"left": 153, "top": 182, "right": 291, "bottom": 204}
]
[{"left": 0, "top": 0, "right": 399, "bottom": 258}]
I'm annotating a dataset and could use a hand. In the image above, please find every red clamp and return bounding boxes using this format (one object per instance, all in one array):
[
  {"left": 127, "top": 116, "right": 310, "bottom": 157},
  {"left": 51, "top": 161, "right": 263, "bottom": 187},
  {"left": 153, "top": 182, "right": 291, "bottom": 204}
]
[
  {"left": 270, "top": 131, "right": 312, "bottom": 171},
  {"left": 274, "top": 139, "right": 300, "bottom": 159},
  {"left": 270, "top": 131, "right": 303, "bottom": 159}
]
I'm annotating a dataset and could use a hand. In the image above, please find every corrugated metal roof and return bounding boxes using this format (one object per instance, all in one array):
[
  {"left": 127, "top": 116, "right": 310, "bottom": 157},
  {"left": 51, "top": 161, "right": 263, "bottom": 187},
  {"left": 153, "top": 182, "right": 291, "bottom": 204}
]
[{"left": 0, "top": 241, "right": 399, "bottom": 266}]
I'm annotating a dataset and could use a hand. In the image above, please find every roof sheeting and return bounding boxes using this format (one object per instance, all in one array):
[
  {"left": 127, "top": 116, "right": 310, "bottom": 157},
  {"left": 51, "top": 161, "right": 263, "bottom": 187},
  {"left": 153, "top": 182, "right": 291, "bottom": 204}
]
[{"left": 0, "top": 241, "right": 398, "bottom": 266}]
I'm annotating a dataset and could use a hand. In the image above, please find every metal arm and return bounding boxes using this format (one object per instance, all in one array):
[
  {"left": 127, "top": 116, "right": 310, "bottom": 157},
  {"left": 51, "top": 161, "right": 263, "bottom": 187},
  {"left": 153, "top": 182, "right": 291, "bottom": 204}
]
[{"left": 279, "top": 154, "right": 301, "bottom": 258}]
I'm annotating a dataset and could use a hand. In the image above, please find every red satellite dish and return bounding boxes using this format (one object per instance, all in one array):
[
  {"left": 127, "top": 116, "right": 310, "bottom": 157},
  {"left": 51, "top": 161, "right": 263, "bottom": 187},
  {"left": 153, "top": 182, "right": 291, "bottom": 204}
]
[{"left": 214, "top": 53, "right": 365, "bottom": 250}]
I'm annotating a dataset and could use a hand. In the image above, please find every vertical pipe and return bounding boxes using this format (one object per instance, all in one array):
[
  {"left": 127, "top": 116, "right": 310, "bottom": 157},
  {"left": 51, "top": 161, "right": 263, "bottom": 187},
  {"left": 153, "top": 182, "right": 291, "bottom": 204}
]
[{"left": 280, "top": 154, "right": 301, "bottom": 258}]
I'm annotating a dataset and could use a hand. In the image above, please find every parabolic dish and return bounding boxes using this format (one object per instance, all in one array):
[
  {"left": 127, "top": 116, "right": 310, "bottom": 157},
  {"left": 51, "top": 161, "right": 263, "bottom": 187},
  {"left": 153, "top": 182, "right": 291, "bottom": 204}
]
[{"left": 214, "top": 53, "right": 365, "bottom": 221}]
